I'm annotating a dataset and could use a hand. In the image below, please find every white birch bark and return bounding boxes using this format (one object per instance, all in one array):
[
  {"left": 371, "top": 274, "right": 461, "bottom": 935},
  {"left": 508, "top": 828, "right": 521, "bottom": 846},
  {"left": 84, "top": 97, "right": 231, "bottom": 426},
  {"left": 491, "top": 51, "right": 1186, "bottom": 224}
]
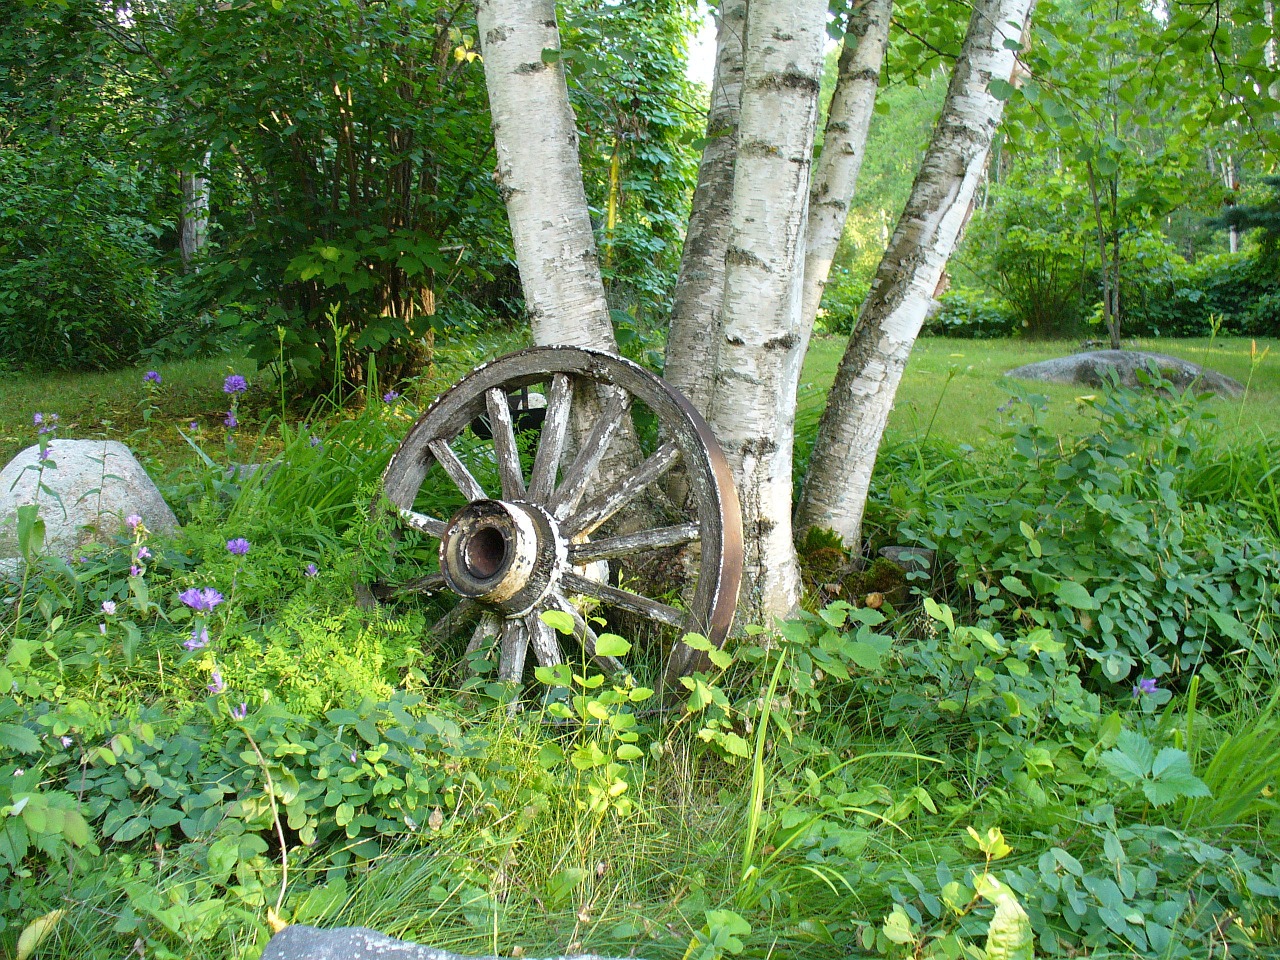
[
  {"left": 797, "top": 0, "right": 1037, "bottom": 547},
  {"left": 797, "top": 0, "right": 892, "bottom": 342},
  {"left": 707, "top": 0, "right": 829, "bottom": 621},
  {"left": 179, "top": 151, "right": 211, "bottom": 270},
  {"left": 476, "top": 0, "right": 616, "bottom": 351},
  {"left": 663, "top": 0, "right": 747, "bottom": 417}
]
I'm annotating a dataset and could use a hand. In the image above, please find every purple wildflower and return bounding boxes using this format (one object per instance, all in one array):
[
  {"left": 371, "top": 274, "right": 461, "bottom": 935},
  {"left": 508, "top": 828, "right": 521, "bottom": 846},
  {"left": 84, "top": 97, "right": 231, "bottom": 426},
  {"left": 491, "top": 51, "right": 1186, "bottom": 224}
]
[
  {"left": 190, "top": 421, "right": 199, "bottom": 431},
  {"left": 231, "top": 702, "right": 248, "bottom": 721},
  {"left": 99, "top": 623, "right": 107, "bottom": 635},
  {"left": 304, "top": 562, "right": 319, "bottom": 578},
  {"left": 136, "top": 546, "right": 152, "bottom": 560},
  {"left": 208, "top": 670, "right": 225, "bottom": 695},
  {"left": 350, "top": 750, "right": 359, "bottom": 764},
  {"left": 39, "top": 448, "right": 52, "bottom": 461},
  {"left": 223, "top": 374, "right": 248, "bottom": 394},
  {"left": 1133, "top": 677, "right": 1159, "bottom": 698},
  {"left": 129, "top": 565, "right": 142, "bottom": 577},
  {"left": 125, "top": 514, "right": 142, "bottom": 531},
  {"left": 60, "top": 736, "right": 72, "bottom": 748},
  {"left": 224, "top": 411, "right": 238, "bottom": 429},
  {"left": 32, "top": 412, "right": 43, "bottom": 426},
  {"left": 36, "top": 413, "right": 59, "bottom": 436},
  {"left": 309, "top": 436, "right": 322, "bottom": 448},
  {"left": 383, "top": 390, "right": 400, "bottom": 403},
  {"left": 101, "top": 600, "right": 116, "bottom": 616},
  {"left": 178, "top": 587, "right": 224, "bottom": 612},
  {"left": 226, "top": 538, "right": 251, "bottom": 556},
  {"left": 143, "top": 371, "right": 162, "bottom": 384},
  {"left": 184, "top": 625, "right": 209, "bottom": 650}
]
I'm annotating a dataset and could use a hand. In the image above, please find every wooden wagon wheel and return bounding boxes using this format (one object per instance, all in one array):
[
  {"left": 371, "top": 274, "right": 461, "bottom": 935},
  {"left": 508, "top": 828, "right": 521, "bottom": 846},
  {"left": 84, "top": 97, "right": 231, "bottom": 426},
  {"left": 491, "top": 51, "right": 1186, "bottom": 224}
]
[{"left": 372, "top": 346, "right": 742, "bottom": 691}]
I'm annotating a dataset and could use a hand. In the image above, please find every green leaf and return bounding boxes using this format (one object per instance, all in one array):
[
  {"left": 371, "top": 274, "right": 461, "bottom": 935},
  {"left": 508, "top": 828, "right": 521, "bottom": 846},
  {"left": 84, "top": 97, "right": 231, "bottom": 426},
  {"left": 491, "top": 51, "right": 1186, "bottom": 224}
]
[
  {"left": 0, "top": 723, "right": 40, "bottom": 754},
  {"left": 540, "top": 609, "right": 575, "bottom": 635},
  {"left": 988, "top": 78, "right": 1018, "bottom": 100},
  {"left": 594, "top": 633, "right": 630, "bottom": 657},
  {"left": 1055, "top": 581, "right": 1098, "bottom": 610},
  {"left": 615, "top": 743, "right": 643, "bottom": 761}
]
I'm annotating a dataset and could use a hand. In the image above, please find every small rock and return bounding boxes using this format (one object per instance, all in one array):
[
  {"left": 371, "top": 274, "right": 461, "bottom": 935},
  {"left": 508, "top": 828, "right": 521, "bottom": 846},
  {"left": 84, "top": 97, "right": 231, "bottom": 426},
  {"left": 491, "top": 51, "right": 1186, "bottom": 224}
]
[
  {"left": 259, "top": 926, "right": 643, "bottom": 960},
  {"left": 0, "top": 439, "right": 177, "bottom": 563},
  {"left": 877, "top": 546, "right": 934, "bottom": 576}
]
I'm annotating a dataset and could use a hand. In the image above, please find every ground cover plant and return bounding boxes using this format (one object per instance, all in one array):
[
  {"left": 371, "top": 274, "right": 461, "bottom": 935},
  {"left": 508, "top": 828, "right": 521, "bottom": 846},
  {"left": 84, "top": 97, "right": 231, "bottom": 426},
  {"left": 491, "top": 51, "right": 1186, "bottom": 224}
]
[{"left": 2, "top": 336, "right": 1279, "bottom": 959}]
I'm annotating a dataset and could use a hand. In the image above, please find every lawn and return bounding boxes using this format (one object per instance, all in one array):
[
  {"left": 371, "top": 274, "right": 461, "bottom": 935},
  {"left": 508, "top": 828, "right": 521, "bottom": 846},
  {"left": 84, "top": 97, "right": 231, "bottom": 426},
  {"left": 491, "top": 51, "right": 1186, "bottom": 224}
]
[{"left": 800, "top": 336, "right": 1280, "bottom": 449}]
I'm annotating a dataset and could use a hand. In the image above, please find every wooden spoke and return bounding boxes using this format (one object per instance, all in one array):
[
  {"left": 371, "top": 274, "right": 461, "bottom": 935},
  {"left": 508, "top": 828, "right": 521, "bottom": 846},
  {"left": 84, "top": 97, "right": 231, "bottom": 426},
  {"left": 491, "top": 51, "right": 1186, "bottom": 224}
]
[
  {"left": 559, "top": 570, "right": 687, "bottom": 629},
  {"left": 428, "top": 438, "right": 487, "bottom": 503},
  {"left": 430, "top": 599, "right": 477, "bottom": 643},
  {"left": 398, "top": 508, "right": 446, "bottom": 538},
  {"left": 548, "top": 387, "right": 631, "bottom": 520},
  {"left": 486, "top": 387, "right": 526, "bottom": 500},
  {"left": 568, "top": 522, "right": 700, "bottom": 564},
  {"left": 548, "top": 596, "right": 627, "bottom": 675},
  {"left": 389, "top": 572, "right": 447, "bottom": 597},
  {"left": 497, "top": 618, "right": 530, "bottom": 683},
  {"left": 525, "top": 609, "right": 563, "bottom": 668},
  {"left": 564, "top": 441, "right": 682, "bottom": 538},
  {"left": 528, "top": 374, "right": 573, "bottom": 504},
  {"left": 466, "top": 612, "right": 501, "bottom": 656}
]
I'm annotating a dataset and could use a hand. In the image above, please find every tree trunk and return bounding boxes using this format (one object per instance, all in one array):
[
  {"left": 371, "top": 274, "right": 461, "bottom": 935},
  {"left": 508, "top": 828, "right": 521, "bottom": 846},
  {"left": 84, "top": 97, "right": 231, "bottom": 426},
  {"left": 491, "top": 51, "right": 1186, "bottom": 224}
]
[
  {"left": 706, "top": 0, "right": 829, "bottom": 620},
  {"left": 797, "top": 0, "right": 1037, "bottom": 549},
  {"left": 179, "top": 151, "right": 211, "bottom": 270},
  {"left": 797, "top": 0, "right": 892, "bottom": 346},
  {"left": 663, "top": 0, "right": 747, "bottom": 418},
  {"left": 475, "top": 0, "right": 616, "bottom": 351}
]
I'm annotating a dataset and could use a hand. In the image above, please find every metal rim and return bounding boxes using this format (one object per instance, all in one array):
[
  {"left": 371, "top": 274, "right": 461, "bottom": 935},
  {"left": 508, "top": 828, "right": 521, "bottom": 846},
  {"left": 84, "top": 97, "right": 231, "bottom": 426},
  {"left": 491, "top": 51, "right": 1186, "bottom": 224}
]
[{"left": 372, "top": 346, "right": 742, "bottom": 690}]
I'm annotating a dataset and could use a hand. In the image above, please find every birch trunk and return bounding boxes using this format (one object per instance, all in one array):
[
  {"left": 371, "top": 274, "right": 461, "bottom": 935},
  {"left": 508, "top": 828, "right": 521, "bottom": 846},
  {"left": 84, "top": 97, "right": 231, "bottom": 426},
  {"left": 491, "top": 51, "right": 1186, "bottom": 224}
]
[
  {"left": 797, "top": 0, "right": 892, "bottom": 344},
  {"left": 476, "top": 0, "right": 616, "bottom": 351},
  {"left": 179, "top": 151, "right": 211, "bottom": 270},
  {"left": 797, "top": 0, "right": 1037, "bottom": 548},
  {"left": 707, "top": 0, "right": 829, "bottom": 621},
  {"left": 663, "top": 0, "right": 747, "bottom": 417}
]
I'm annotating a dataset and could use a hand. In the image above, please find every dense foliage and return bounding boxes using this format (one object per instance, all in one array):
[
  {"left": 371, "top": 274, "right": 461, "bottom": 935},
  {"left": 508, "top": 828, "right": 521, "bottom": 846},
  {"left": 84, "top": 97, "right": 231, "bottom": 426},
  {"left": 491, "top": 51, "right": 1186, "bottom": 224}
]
[{"left": 3, "top": 366, "right": 1279, "bottom": 958}]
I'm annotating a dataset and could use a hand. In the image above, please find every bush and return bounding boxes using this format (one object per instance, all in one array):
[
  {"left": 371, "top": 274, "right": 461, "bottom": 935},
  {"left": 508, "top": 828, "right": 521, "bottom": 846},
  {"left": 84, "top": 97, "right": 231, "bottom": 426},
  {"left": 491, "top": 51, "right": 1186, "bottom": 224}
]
[
  {"left": 0, "top": 145, "right": 168, "bottom": 370},
  {"left": 816, "top": 267, "right": 871, "bottom": 335},
  {"left": 924, "top": 289, "right": 1018, "bottom": 339},
  {"left": 891, "top": 377, "right": 1280, "bottom": 689}
]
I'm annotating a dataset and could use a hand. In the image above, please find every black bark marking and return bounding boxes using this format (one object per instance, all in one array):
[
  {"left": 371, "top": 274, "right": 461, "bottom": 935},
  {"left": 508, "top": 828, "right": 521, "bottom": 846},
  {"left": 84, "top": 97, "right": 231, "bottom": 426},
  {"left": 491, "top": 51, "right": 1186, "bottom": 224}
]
[
  {"left": 754, "top": 71, "right": 821, "bottom": 95},
  {"left": 515, "top": 61, "right": 550, "bottom": 74},
  {"left": 725, "top": 246, "right": 769, "bottom": 270},
  {"left": 484, "top": 27, "right": 510, "bottom": 44},
  {"left": 764, "top": 333, "right": 798, "bottom": 350}
]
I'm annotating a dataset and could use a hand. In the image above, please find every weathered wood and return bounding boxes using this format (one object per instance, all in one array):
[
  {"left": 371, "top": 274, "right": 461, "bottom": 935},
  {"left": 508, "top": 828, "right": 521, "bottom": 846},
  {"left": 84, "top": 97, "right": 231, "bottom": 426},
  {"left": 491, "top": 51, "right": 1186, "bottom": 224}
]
[
  {"left": 560, "top": 570, "right": 687, "bottom": 629},
  {"left": 486, "top": 388, "right": 527, "bottom": 499},
  {"left": 564, "top": 441, "right": 682, "bottom": 538},
  {"left": 525, "top": 608, "right": 563, "bottom": 667},
  {"left": 528, "top": 373, "right": 573, "bottom": 503},
  {"left": 428, "top": 439, "right": 487, "bottom": 503},
  {"left": 398, "top": 508, "right": 446, "bottom": 538},
  {"left": 466, "top": 612, "right": 501, "bottom": 656},
  {"left": 548, "top": 386, "right": 630, "bottom": 520},
  {"left": 497, "top": 618, "right": 530, "bottom": 682},
  {"left": 430, "top": 598, "right": 476, "bottom": 643},
  {"left": 389, "top": 572, "right": 447, "bottom": 596},
  {"left": 569, "top": 523, "right": 700, "bottom": 563}
]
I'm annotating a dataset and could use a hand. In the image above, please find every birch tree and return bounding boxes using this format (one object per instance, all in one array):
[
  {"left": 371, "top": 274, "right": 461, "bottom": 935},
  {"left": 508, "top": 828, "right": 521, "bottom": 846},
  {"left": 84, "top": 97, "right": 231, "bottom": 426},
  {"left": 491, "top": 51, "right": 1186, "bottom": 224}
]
[
  {"left": 178, "top": 151, "right": 210, "bottom": 269},
  {"left": 797, "top": 0, "right": 892, "bottom": 341},
  {"left": 797, "top": 0, "right": 1037, "bottom": 547},
  {"left": 475, "top": 0, "right": 617, "bottom": 352},
  {"left": 704, "top": 0, "right": 829, "bottom": 618},
  {"left": 662, "top": 0, "right": 746, "bottom": 414}
]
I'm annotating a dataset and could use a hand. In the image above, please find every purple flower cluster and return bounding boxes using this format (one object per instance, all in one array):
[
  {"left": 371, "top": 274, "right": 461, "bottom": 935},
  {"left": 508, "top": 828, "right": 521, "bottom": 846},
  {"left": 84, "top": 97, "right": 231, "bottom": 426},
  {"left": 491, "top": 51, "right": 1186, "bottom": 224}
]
[
  {"left": 304, "top": 562, "right": 319, "bottom": 578},
  {"left": 33, "top": 412, "right": 59, "bottom": 435},
  {"left": 231, "top": 702, "right": 248, "bottom": 721},
  {"left": 383, "top": 390, "right": 400, "bottom": 403},
  {"left": 226, "top": 538, "right": 251, "bottom": 556},
  {"left": 1133, "top": 677, "right": 1159, "bottom": 698},
  {"left": 224, "top": 374, "right": 248, "bottom": 394},
  {"left": 144, "top": 371, "right": 162, "bottom": 385},
  {"left": 179, "top": 587, "right": 224, "bottom": 612},
  {"left": 101, "top": 600, "right": 116, "bottom": 616},
  {"left": 208, "top": 670, "right": 226, "bottom": 695},
  {"left": 224, "top": 412, "right": 238, "bottom": 429},
  {"left": 185, "top": 625, "right": 209, "bottom": 650},
  {"left": 125, "top": 514, "right": 142, "bottom": 531}
]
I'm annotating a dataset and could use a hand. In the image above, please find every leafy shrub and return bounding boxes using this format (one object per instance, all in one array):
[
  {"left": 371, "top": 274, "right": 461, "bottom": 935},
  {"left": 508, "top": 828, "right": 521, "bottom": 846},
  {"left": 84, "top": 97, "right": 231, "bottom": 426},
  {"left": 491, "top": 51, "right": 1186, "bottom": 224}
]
[
  {"left": 816, "top": 268, "right": 871, "bottom": 335},
  {"left": 0, "top": 145, "right": 168, "bottom": 370},
  {"left": 924, "top": 289, "right": 1018, "bottom": 339},
  {"left": 892, "top": 378, "right": 1280, "bottom": 688}
]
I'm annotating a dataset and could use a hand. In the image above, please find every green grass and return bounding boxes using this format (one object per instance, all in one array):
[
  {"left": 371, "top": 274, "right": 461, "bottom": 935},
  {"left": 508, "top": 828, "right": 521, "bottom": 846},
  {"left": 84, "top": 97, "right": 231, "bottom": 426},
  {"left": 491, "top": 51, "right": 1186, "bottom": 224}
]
[{"left": 800, "top": 336, "right": 1280, "bottom": 447}]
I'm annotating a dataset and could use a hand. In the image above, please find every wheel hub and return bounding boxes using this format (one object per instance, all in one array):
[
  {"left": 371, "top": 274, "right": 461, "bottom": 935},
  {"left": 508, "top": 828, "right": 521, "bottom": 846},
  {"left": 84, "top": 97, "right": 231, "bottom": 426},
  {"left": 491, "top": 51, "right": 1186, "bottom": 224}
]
[{"left": 439, "top": 500, "right": 564, "bottom": 614}]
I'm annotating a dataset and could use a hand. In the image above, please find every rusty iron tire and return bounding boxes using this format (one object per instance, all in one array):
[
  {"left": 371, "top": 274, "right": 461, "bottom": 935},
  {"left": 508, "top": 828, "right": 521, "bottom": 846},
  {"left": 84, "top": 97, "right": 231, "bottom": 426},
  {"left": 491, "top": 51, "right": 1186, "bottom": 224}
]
[{"left": 372, "top": 346, "right": 742, "bottom": 690}]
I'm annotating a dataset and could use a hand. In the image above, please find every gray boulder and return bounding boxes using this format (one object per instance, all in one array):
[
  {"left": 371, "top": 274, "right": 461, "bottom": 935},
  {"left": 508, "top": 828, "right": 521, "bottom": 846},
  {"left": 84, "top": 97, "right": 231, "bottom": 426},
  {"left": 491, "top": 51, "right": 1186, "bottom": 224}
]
[
  {"left": 0, "top": 439, "right": 177, "bottom": 562},
  {"left": 1004, "top": 350, "right": 1243, "bottom": 398},
  {"left": 260, "top": 926, "right": 640, "bottom": 960}
]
